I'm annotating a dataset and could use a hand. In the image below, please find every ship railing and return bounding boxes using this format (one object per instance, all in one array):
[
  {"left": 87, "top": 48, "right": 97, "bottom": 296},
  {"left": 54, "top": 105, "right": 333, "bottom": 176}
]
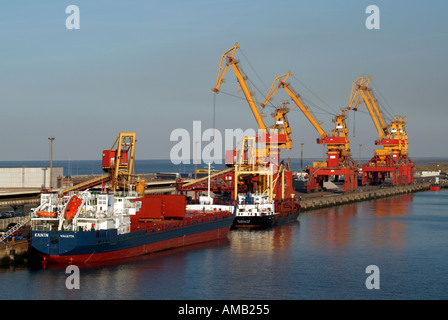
[
  {"left": 30, "top": 196, "right": 52, "bottom": 218},
  {"left": 236, "top": 210, "right": 271, "bottom": 217},
  {"left": 187, "top": 198, "right": 235, "bottom": 206},
  {"left": 31, "top": 224, "right": 53, "bottom": 232}
]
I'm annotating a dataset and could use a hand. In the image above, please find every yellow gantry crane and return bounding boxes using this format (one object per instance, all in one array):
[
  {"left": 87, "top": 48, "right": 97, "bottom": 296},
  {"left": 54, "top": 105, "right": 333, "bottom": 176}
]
[
  {"left": 347, "top": 76, "right": 413, "bottom": 185},
  {"left": 263, "top": 73, "right": 353, "bottom": 164},
  {"left": 212, "top": 44, "right": 294, "bottom": 199},
  {"left": 348, "top": 76, "right": 408, "bottom": 162},
  {"left": 212, "top": 44, "right": 293, "bottom": 161},
  {"left": 262, "top": 72, "right": 358, "bottom": 192}
]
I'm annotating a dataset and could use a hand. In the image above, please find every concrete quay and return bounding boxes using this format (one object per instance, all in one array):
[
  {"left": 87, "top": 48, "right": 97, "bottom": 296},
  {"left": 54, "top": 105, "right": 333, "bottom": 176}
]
[
  {"left": 0, "top": 239, "right": 29, "bottom": 266},
  {"left": 0, "top": 189, "right": 41, "bottom": 207},
  {"left": 299, "top": 181, "right": 446, "bottom": 212},
  {"left": 0, "top": 224, "right": 31, "bottom": 266}
]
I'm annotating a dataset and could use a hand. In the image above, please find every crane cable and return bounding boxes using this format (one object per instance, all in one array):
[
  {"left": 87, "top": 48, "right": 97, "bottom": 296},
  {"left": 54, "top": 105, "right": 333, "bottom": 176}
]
[
  {"left": 239, "top": 47, "right": 269, "bottom": 93},
  {"left": 218, "top": 90, "right": 332, "bottom": 116},
  {"left": 213, "top": 92, "right": 216, "bottom": 143},
  {"left": 237, "top": 63, "right": 268, "bottom": 119},
  {"left": 213, "top": 48, "right": 343, "bottom": 134},
  {"left": 291, "top": 73, "right": 338, "bottom": 116},
  {"left": 239, "top": 47, "right": 337, "bottom": 118},
  {"left": 371, "top": 79, "right": 396, "bottom": 123}
]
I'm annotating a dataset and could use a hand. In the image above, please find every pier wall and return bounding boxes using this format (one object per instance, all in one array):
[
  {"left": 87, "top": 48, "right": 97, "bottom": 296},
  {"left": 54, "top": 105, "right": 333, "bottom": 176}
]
[
  {"left": 300, "top": 181, "right": 446, "bottom": 212},
  {"left": 0, "top": 239, "right": 29, "bottom": 265},
  {"left": 0, "top": 216, "right": 31, "bottom": 229}
]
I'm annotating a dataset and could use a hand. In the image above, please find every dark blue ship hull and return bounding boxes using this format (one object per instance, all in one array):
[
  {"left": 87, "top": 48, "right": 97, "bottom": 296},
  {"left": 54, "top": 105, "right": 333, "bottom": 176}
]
[{"left": 31, "top": 215, "right": 233, "bottom": 264}]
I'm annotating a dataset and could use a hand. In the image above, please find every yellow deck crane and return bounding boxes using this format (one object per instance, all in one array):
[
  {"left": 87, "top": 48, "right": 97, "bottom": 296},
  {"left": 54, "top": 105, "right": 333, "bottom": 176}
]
[
  {"left": 348, "top": 76, "right": 413, "bottom": 185},
  {"left": 262, "top": 72, "right": 358, "bottom": 192},
  {"left": 101, "top": 132, "right": 146, "bottom": 194},
  {"left": 62, "top": 132, "right": 146, "bottom": 195},
  {"left": 211, "top": 44, "right": 295, "bottom": 200}
]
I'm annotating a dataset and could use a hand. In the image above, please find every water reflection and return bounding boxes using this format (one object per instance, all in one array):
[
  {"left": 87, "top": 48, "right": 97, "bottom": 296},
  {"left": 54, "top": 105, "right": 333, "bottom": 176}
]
[
  {"left": 228, "top": 224, "right": 297, "bottom": 257},
  {"left": 369, "top": 194, "right": 414, "bottom": 250},
  {"left": 3, "top": 191, "right": 448, "bottom": 299},
  {"left": 12, "top": 238, "right": 230, "bottom": 299},
  {"left": 225, "top": 225, "right": 299, "bottom": 299},
  {"left": 303, "top": 193, "right": 415, "bottom": 251},
  {"left": 373, "top": 194, "right": 413, "bottom": 217},
  {"left": 305, "top": 203, "right": 358, "bottom": 249},
  {"left": 78, "top": 238, "right": 230, "bottom": 299}
]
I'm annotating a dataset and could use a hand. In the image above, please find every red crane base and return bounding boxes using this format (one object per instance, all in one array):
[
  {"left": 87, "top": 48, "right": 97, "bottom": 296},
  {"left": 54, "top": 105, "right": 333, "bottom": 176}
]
[
  {"left": 306, "top": 167, "right": 358, "bottom": 193},
  {"left": 360, "top": 155, "right": 414, "bottom": 186}
]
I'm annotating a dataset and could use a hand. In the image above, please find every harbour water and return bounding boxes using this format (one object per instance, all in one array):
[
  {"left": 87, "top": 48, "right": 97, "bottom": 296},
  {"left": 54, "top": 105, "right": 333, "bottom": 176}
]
[{"left": 1, "top": 188, "right": 447, "bottom": 300}]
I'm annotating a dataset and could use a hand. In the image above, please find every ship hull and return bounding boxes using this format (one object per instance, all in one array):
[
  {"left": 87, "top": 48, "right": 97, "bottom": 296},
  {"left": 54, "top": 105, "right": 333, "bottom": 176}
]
[
  {"left": 232, "top": 214, "right": 275, "bottom": 229},
  {"left": 274, "top": 208, "right": 300, "bottom": 226},
  {"left": 32, "top": 217, "right": 233, "bottom": 265},
  {"left": 232, "top": 199, "right": 300, "bottom": 229},
  {"left": 232, "top": 207, "right": 300, "bottom": 229}
]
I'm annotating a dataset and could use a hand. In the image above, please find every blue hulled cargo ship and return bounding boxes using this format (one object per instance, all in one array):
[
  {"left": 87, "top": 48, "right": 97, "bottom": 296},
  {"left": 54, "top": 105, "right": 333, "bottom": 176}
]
[{"left": 31, "top": 191, "right": 234, "bottom": 265}]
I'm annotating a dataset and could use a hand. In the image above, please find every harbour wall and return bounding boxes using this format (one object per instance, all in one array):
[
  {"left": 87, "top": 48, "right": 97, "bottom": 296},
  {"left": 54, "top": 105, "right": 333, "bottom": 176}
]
[
  {"left": 0, "top": 216, "right": 31, "bottom": 229},
  {"left": 0, "top": 239, "right": 29, "bottom": 266},
  {"left": 299, "top": 181, "right": 446, "bottom": 212}
]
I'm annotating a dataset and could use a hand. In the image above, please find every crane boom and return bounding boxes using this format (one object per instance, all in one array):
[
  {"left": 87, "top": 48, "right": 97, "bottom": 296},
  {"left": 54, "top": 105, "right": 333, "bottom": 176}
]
[
  {"left": 263, "top": 72, "right": 357, "bottom": 192},
  {"left": 348, "top": 76, "right": 409, "bottom": 156},
  {"left": 348, "top": 76, "right": 388, "bottom": 139},
  {"left": 264, "top": 73, "right": 327, "bottom": 138},
  {"left": 213, "top": 44, "right": 267, "bottom": 131}
]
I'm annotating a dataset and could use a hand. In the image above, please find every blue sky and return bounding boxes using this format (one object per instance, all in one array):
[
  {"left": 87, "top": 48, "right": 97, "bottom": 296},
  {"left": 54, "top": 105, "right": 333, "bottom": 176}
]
[{"left": 0, "top": 0, "right": 447, "bottom": 161}]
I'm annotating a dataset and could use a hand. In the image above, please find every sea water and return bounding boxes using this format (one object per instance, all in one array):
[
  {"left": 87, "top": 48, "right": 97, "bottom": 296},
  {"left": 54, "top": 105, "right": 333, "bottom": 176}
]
[{"left": 1, "top": 189, "right": 447, "bottom": 300}]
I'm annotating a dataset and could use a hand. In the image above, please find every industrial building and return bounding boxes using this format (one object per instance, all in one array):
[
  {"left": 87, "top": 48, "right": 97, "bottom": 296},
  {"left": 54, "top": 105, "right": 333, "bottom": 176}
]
[{"left": 0, "top": 167, "right": 63, "bottom": 189}]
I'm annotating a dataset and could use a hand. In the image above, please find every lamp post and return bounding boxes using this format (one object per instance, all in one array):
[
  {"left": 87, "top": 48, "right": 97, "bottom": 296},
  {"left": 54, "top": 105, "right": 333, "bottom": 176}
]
[
  {"left": 48, "top": 137, "right": 55, "bottom": 190},
  {"left": 300, "top": 143, "right": 304, "bottom": 173},
  {"left": 194, "top": 141, "right": 198, "bottom": 180},
  {"left": 208, "top": 162, "right": 211, "bottom": 200},
  {"left": 359, "top": 144, "right": 362, "bottom": 165}
]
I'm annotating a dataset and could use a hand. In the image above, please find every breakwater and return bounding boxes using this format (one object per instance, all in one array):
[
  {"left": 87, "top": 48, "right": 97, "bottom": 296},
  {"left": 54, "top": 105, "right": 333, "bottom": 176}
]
[{"left": 300, "top": 181, "right": 446, "bottom": 212}]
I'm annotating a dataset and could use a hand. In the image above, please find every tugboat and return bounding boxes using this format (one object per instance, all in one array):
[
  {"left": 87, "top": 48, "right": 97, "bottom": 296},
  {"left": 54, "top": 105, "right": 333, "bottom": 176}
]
[
  {"left": 430, "top": 177, "right": 441, "bottom": 191},
  {"left": 233, "top": 192, "right": 275, "bottom": 228},
  {"left": 232, "top": 192, "right": 299, "bottom": 229}
]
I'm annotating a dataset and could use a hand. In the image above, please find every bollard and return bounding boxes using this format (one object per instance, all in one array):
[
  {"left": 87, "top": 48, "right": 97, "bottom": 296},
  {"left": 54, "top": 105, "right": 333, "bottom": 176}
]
[{"left": 9, "top": 249, "right": 15, "bottom": 264}]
